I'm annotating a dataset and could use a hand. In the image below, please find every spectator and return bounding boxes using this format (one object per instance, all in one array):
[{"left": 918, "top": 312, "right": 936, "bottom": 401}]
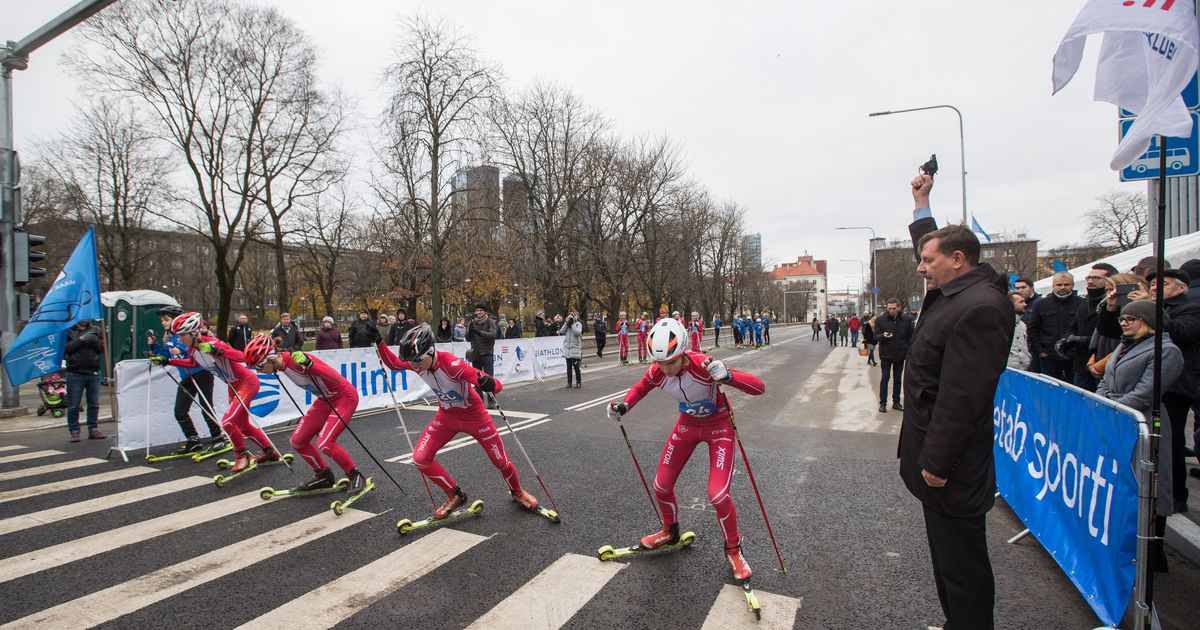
[
  {"left": 848, "top": 314, "right": 861, "bottom": 347},
  {"left": 811, "top": 316, "right": 821, "bottom": 341},
  {"left": 435, "top": 317, "right": 453, "bottom": 343},
  {"left": 875, "top": 298, "right": 914, "bottom": 412},
  {"left": 1096, "top": 299, "right": 1183, "bottom": 571},
  {"left": 553, "top": 313, "right": 565, "bottom": 333},
  {"left": 1087, "top": 274, "right": 1146, "bottom": 381},
  {"left": 497, "top": 313, "right": 508, "bottom": 339},
  {"left": 594, "top": 315, "right": 607, "bottom": 357},
  {"left": 377, "top": 314, "right": 390, "bottom": 334},
  {"left": 271, "top": 312, "right": 304, "bottom": 352},
  {"left": 1027, "top": 272, "right": 1083, "bottom": 383},
  {"left": 838, "top": 316, "right": 849, "bottom": 346},
  {"left": 505, "top": 317, "right": 522, "bottom": 339},
  {"left": 64, "top": 320, "right": 105, "bottom": 442},
  {"left": 348, "top": 310, "right": 381, "bottom": 348},
  {"left": 315, "top": 316, "right": 343, "bottom": 350},
  {"left": 387, "top": 314, "right": 397, "bottom": 327},
  {"left": 387, "top": 308, "right": 413, "bottom": 346},
  {"left": 1131, "top": 255, "right": 1166, "bottom": 279},
  {"left": 1181, "top": 258, "right": 1200, "bottom": 303},
  {"left": 1062, "top": 263, "right": 1117, "bottom": 391},
  {"left": 827, "top": 315, "right": 839, "bottom": 347},
  {"left": 453, "top": 318, "right": 467, "bottom": 342},
  {"left": 534, "top": 311, "right": 551, "bottom": 337},
  {"left": 1098, "top": 268, "right": 1200, "bottom": 514},
  {"left": 227, "top": 314, "right": 253, "bottom": 352},
  {"left": 561, "top": 311, "right": 584, "bottom": 388},
  {"left": 466, "top": 302, "right": 498, "bottom": 407},
  {"left": 712, "top": 314, "right": 722, "bottom": 347},
  {"left": 1013, "top": 276, "right": 1041, "bottom": 373},
  {"left": 1007, "top": 292, "right": 1032, "bottom": 370},
  {"left": 900, "top": 171, "right": 1013, "bottom": 629},
  {"left": 733, "top": 314, "right": 744, "bottom": 346},
  {"left": 861, "top": 313, "right": 877, "bottom": 366}
]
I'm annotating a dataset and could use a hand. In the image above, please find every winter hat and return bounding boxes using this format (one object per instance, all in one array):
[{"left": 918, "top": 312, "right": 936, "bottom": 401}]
[
  {"left": 1121, "top": 299, "right": 1167, "bottom": 328},
  {"left": 322, "top": 316, "right": 334, "bottom": 324},
  {"left": 1178, "top": 259, "right": 1200, "bottom": 283},
  {"left": 1145, "top": 268, "right": 1191, "bottom": 285},
  {"left": 475, "top": 302, "right": 488, "bottom": 311}
]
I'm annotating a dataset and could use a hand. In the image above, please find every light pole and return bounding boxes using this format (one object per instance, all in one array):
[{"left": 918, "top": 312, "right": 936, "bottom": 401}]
[
  {"left": 839, "top": 259, "right": 866, "bottom": 315},
  {"left": 836, "top": 226, "right": 878, "bottom": 313},
  {"left": 869, "top": 104, "right": 967, "bottom": 224}
]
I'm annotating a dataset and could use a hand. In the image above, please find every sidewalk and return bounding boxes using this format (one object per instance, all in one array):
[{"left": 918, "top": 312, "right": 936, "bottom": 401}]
[
  {"left": 0, "top": 381, "right": 114, "bottom": 434},
  {"left": 1168, "top": 459, "right": 1200, "bottom": 567}
]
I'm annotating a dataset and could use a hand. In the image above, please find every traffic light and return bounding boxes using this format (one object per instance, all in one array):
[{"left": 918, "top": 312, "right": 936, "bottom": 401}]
[{"left": 13, "top": 227, "right": 46, "bottom": 286}]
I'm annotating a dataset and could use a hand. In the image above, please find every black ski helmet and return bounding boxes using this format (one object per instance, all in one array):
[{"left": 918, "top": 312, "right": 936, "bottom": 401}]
[
  {"left": 158, "top": 305, "right": 183, "bottom": 318},
  {"left": 397, "top": 323, "right": 436, "bottom": 362}
]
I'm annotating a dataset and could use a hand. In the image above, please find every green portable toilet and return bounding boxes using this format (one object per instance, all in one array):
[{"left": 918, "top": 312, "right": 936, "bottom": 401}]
[{"left": 101, "top": 290, "right": 181, "bottom": 378}]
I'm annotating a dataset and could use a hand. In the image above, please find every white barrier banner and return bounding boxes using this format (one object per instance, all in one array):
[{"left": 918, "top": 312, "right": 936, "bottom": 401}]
[{"left": 116, "top": 338, "right": 565, "bottom": 452}]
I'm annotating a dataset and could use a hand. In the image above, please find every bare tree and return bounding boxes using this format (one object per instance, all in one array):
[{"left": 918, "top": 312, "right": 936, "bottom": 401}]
[
  {"left": 296, "top": 185, "right": 359, "bottom": 317},
  {"left": 1083, "top": 190, "right": 1148, "bottom": 251}
]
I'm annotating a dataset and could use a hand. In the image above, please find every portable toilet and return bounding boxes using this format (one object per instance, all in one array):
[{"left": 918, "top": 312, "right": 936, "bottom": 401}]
[{"left": 101, "top": 290, "right": 181, "bottom": 377}]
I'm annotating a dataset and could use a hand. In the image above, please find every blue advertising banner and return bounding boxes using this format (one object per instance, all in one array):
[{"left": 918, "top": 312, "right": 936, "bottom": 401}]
[{"left": 993, "top": 370, "right": 1140, "bottom": 627}]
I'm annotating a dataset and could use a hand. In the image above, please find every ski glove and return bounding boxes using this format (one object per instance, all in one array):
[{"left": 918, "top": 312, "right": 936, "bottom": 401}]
[
  {"left": 198, "top": 342, "right": 220, "bottom": 355},
  {"left": 607, "top": 402, "right": 629, "bottom": 421},
  {"left": 148, "top": 355, "right": 166, "bottom": 366},
  {"left": 290, "top": 351, "right": 310, "bottom": 367},
  {"left": 705, "top": 359, "right": 732, "bottom": 383},
  {"left": 477, "top": 373, "right": 497, "bottom": 393}
]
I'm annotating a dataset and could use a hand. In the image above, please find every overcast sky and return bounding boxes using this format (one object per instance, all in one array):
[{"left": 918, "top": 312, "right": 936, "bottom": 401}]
[{"left": 3, "top": 0, "right": 1141, "bottom": 290}]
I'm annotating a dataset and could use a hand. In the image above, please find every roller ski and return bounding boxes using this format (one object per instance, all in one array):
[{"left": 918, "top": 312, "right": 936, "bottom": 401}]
[
  {"left": 511, "top": 488, "right": 559, "bottom": 523},
  {"left": 331, "top": 469, "right": 374, "bottom": 515},
  {"left": 145, "top": 438, "right": 205, "bottom": 463},
  {"left": 597, "top": 524, "right": 697, "bottom": 561},
  {"left": 213, "top": 451, "right": 257, "bottom": 487},
  {"left": 191, "top": 438, "right": 234, "bottom": 463},
  {"left": 726, "top": 542, "right": 761, "bottom": 620},
  {"left": 397, "top": 487, "right": 485, "bottom": 535},
  {"left": 259, "top": 468, "right": 349, "bottom": 500},
  {"left": 215, "top": 448, "right": 292, "bottom": 469}
]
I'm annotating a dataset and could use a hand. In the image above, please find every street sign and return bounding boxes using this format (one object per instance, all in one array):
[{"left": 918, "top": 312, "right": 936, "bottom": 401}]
[
  {"left": 1119, "top": 112, "right": 1200, "bottom": 181},
  {"left": 872, "top": 286, "right": 879, "bottom": 295},
  {"left": 1120, "top": 73, "right": 1198, "bottom": 119}
]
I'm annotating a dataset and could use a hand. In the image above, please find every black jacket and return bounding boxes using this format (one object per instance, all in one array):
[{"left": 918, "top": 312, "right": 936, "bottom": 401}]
[
  {"left": 387, "top": 320, "right": 413, "bottom": 346},
  {"left": 1020, "top": 293, "right": 1041, "bottom": 326},
  {"left": 861, "top": 321, "right": 875, "bottom": 345},
  {"left": 874, "top": 312, "right": 914, "bottom": 362},
  {"left": 65, "top": 324, "right": 104, "bottom": 373},
  {"left": 535, "top": 316, "right": 551, "bottom": 337},
  {"left": 435, "top": 324, "right": 453, "bottom": 343},
  {"left": 594, "top": 319, "right": 607, "bottom": 340},
  {"left": 1027, "top": 292, "right": 1084, "bottom": 357},
  {"left": 505, "top": 322, "right": 522, "bottom": 339},
  {"left": 1066, "top": 288, "right": 1106, "bottom": 369},
  {"left": 1098, "top": 294, "right": 1200, "bottom": 402},
  {"left": 899, "top": 217, "right": 1014, "bottom": 517},
  {"left": 270, "top": 323, "right": 304, "bottom": 352},
  {"left": 348, "top": 318, "right": 381, "bottom": 348},
  {"left": 227, "top": 324, "right": 254, "bottom": 351},
  {"left": 465, "top": 316, "right": 497, "bottom": 357}
]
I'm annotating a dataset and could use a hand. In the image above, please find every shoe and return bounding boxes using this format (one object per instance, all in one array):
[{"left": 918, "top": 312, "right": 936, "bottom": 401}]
[
  {"left": 1174, "top": 500, "right": 1189, "bottom": 514},
  {"left": 511, "top": 488, "right": 540, "bottom": 510},
  {"left": 435, "top": 487, "right": 467, "bottom": 519},
  {"left": 174, "top": 439, "right": 203, "bottom": 455},
  {"left": 229, "top": 450, "right": 253, "bottom": 473},
  {"left": 292, "top": 468, "right": 335, "bottom": 492},
  {"left": 69, "top": 431, "right": 81, "bottom": 443},
  {"left": 725, "top": 542, "right": 752, "bottom": 581},
  {"left": 1189, "top": 468, "right": 1200, "bottom": 479},
  {"left": 893, "top": 402, "right": 904, "bottom": 411},
  {"left": 879, "top": 404, "right": 887, "bottom": 413},
  {"left": 639, "top": 523, "right": 680, "bottom": 549},
  {"left": 565, "top": 383, "right": 573, "bottom": 389},
  {"left": 346, "top": 468, "right": 367, "bottom": 493},
  {"left": 574, "top": 383, "right": 581, "bottom": 388},
  {"left": 252, "top": 448, "right": 281, "bottom": 464},
  {"left": 88, "top": 428, "right": 106, "bottom": 440},
  {"left": 209, "top": 435, "right": 228, "bottom": 448}
]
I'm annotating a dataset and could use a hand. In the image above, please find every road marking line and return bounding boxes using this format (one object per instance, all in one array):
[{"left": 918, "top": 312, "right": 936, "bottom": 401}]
[
  {"left": 0, "top": 458, "right": 105, "bottom": 483},
  {"left": 566, "top": 389, "right": 631, "bottom": 411},
  {"left": 0, "top": 476, "right": 211, "bottom": 536},
  {"left": 402, "top": 405, "right": 545, "bottom": 420},
  {"left": 466, "top": 553, "right": 624, "bottom": 630},
  {"left": 0, "top": 467, "right": 157, "bottom": 505},
  {"left": 0, "top": 450, "right": 65, "bottom": 465},
  {"left": 1, "top": 509, "right": 373, "bottom": 630},
  {"left": 699, "top": 584, "right": 802, "bottom": 629},
  {"left": 0, "top": 490, "right": 269, "bottom": 583},
  {"left": 0, "top": 445, "right": 26, "bottom": 453},
  {"left": 387, "top": 416, "right": 552, "bottom": 464},
  {"left": 236, "top": 528, "right": 486, "bottom": 629},
  {"left": 569, "top": 390, "right": 630, "bottom": 413}
]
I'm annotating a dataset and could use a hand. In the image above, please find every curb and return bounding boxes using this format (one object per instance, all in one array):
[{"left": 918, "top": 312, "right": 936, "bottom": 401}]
[{"left": 0, "top": 415, "right": 115, "bottom": 435}]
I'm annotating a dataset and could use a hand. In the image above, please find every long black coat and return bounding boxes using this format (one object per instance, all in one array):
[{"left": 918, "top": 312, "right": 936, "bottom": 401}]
[
  {"left": 898, "top": 217, "right": 1015, "bottom": 517},
  {"left": 874, "top": 312, "right": 914, "bottom": 361}
]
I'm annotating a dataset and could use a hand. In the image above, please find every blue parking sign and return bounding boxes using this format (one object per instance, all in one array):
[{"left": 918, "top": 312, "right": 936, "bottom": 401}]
[
  {"left": 1119, "top": 112, "right": 1200, "bottom": 181},
  {"left": 1121, "top": 73, "right": 1198, "bottom": 119}
]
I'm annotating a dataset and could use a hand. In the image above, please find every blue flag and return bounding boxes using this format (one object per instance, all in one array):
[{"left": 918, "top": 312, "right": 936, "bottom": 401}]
[
  {"left": 1053, "top": 259, "right": 1069, "bottom": 273},
  {"left": 971, "top": 216, "right": 993, "bottom": 243},
  {"left": 1008, "top": 273, "right": 1019, "bottom": 290},
  {"left": 3, "top": 228, "right": 103, "bottom": 385}
]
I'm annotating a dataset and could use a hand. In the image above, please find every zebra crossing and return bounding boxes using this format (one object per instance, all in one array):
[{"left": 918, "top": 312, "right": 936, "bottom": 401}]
[{"left": 0, "top": 442, "right": 802, "bottom": 628}]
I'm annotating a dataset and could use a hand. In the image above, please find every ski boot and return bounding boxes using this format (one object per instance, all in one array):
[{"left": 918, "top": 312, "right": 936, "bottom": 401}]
[
  {"left": 331, "top": 469, "right": 375, "bottom": 515},
  {"left": 296, "top": 468, "right": 337, "bottom": 492},
  {"left": 174, "top": 438, "right": 203, "bottom": 455},
  {"left": 725, "top": 541, "right": 752, "bottom": 581},
  {"left": 641, "top": 523, "right": 680, "bottom": 549},
  {"left": 598, "top": 523, "right": 696, "bottom": 560},
  {"left": 346, "top": 468, "right": 368, "bottom": 493},
  {"left": 253, "top": 447, "right": 282, "bottom": 465},
  {"left": 435, "top": 487, "right": 467, "bottom": 519},
  {"left": 512, "top": 488, "right": 559, "bottom": 522},
  {"left": 193, "top": 436, "right": 233, "bottom": 462},
  {"left": 213, "top": 451, "right": 258, "bottom": 487}
]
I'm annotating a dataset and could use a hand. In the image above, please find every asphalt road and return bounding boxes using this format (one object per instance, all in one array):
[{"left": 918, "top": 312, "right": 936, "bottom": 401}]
[{"left": 0, "top": 325, "right": 1195, "bottom": 629}]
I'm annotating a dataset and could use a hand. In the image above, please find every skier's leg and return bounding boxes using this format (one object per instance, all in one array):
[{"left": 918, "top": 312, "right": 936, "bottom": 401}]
[
  {"left": 411, "top": 414, "right": 461, "bottom": 492},
  {"left": 464, "top": 412, "right": 522, "bottom": 492},
  {"left": 651, "top": 418, "right": 701, "bottom": 527},
  {"left": 290, "top": 397, "right": 329, "bottom": 472},
  {"left": 315, "top": 392, "right": 359, "bottom": 474},
  {"left": 705, "top": 425, "right": 740, "bottom": 546},
  {"left": 191, "top": 370, "right": 221, "bottom": 437},
  {"left": 173, "top": 376, "right": 200, "bottom": 440},
  {"left": 230, "top": 378, "right": 269, "bottom": 450}
]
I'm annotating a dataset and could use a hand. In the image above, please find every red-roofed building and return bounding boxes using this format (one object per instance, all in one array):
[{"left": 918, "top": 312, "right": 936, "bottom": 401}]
[{"left": 766, "top": 255, "right": 828, "bottom": 320}]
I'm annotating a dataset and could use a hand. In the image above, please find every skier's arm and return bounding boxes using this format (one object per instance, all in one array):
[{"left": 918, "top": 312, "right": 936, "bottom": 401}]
[
  {"left": 375, "top": 341, "right": 415, "bottom": 371},
  {"left": 622, "top": 367, "right": 664, "bottom": 411},
  {"left": 168, "top": 352, "right": 199, "bottom": 368},
  {"left": 213, "top": 340, "right": 248, "bottom": 363},
  {"left": 724, "top": 369, "right": 766, "bottom": 396}
]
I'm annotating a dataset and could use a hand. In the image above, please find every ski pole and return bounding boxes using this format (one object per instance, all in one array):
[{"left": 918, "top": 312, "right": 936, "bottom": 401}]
[
  {"left": 151, "top": 360, "right": 226, "bottom": 442},
  {"left": 374, "top": 347, "right": 437, "bottom": 509},
  {"left": 612, "top": 409, "right": 662, "bottom": 525},
  {"left": 724, "top": 393, "right": 787, "bottom": 575},
  {"left": 144, "top": 362, "right": 153, "bottom": 459},
  {"left": 210, "top": 367, "right": 294, "bottom": 473},
  {"left": 273, "top": 374, "right": 308, "bottom": 425},
  {"left": 492, "top": 397, "right": 560, "bottom": 515},
  {"left": 299, "top": 360, "right": 407, "bottom": 496}
]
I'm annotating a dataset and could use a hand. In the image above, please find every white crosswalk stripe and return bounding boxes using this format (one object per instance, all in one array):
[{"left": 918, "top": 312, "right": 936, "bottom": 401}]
[
  {"left": 238, "top": 528, "right": 488, "bottom": 629},
  {"left": 0, "top": 445, "right": 28, "bottom": 453},
  {"left": 1, "top": 509, "right": 373, "bottom": 630},
  {"left": 0, "top": 476, "right": 211, "bottom": 536},
  {"left": 0, "top": 467, "right": 157, "bottom": 504},
  {"left": 0, "top": 458, "right": 105, "bottom": 483},
  {"left": 700, "top": 584, "right": 802, "bottom": 629},
  {"left": 0, "top": 450, "right": 64, "bottom": 465},
  {"left": 466, "top": 553, "right": 625, "bottom": 630}
]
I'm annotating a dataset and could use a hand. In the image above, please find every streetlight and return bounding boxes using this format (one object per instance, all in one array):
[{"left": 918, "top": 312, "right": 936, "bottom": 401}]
[
  {"left": 836, "top": 226, "right": 878, "bottom": 313},
  {"left": 869, "top": 104, "right": 967, "bottom": 224},
  {"left": 839, "top": 259, "right": 866, "bottom": 315}
]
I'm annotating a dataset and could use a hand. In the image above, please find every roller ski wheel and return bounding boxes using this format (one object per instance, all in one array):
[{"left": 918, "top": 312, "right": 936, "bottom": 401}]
[
  {"left": 742, "top": 582, "right": 762, "bottom": 621},
  {"left": 259, "top": 477, "right": 349, "bottom": 501},
  {"left": 397, "top": 499, "right": 484, "bottom": 535},
  {"left": 330, "top": 476, "right": 375, "bottom": 515},
  {"left": 191, "top": 442, "right": 234, "bottom": 463},
  {"left": 596, "top": 530, "right": 696, "bottom": 561},
  {"left": 219, "top": 452, "right": 293, "bottom": 469}
]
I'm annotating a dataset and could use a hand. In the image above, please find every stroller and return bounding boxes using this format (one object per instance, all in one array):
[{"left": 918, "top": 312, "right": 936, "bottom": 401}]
[{"left": 36, "top": 373, "right": 69, "bottom": 418}]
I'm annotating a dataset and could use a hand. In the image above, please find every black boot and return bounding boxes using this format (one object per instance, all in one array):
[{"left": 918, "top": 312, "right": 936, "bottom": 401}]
[
  {"left": 292, "top": 468, "right": 335, "bottom": 493},
  {"left": 174, "top": 438, "right": 203, "bottom": 455},
  {"left": 346, "top": 468, "right": 367, "bottom": 493}
]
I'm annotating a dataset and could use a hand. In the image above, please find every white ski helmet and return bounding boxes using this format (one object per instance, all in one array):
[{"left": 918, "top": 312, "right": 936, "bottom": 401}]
[
  {"left": 647, "top": 317, "right": 689, "bottom": 362},
  {"left": 171, "top": 312, "right": 204, "bottom": 336}
]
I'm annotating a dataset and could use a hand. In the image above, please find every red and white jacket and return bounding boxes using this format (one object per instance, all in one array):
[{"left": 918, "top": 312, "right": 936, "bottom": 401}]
[
  {"left": 279, "top": 352, "right": 354, "bottom": 398},
  {"left": 377, "top": 343, "right": 501, "bottom": 413},
  {"left": 169, "top": 336, "right": 254, "bottom": 384},
  {"left": 623, "top": 351, "right": 764, "bottom": 420}
]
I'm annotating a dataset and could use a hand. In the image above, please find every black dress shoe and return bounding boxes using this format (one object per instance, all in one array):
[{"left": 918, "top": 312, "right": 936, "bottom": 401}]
[
  {"left": 892, "top": 402, "right": 904, "bottom": 411},
  {"left": 879, "top": 404, "right": 887, "bottom": 413}
]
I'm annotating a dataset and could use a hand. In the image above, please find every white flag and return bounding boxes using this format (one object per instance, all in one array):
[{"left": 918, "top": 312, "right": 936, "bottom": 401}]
[{"left": 1052, "top": 0, "right": 1199, "bottom": 170}]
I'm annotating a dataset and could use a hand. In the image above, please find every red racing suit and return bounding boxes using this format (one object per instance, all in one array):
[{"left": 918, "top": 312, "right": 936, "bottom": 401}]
[
  {"left": 170, "top": 337, "right": 269, "bottom": 453},
  {"left": 622, "top": 351, "right": 766, "bottom": 545},
  {"left": 689, "top": 317, "right": 703, "bottom": 352},
  {"left": 279, "top": 352, "right": 358, "bottom": 474},
  {"left": 377, "top": 343, "right": 523, "bottom": 494},
  {"left": 635, "top": 318, "right": 650, "bottom": 361}
]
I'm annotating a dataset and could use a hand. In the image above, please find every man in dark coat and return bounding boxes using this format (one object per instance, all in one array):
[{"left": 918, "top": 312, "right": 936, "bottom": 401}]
[
  {"left": 348, "top": 310, "right": 381, "bottom": 348},
  {"left": 899, "top": 172, "right": 1013, "bottom": 629},
  {"left": 227, "top": 314, "right": 254, "bottom": 352},
  {"left": 1062, "top": 263, "right": 1117, "bottom": 392},
  {"left": 270, "top": 313, "right": 304, "bottom": 352},
  {"left": 1026, "top": 272, "right": 1083, "bottom": 383},
  {"left": 874, "top": 298, "right": 914, "bottom": 413},
  {"left": 387, "top": 307, "right": 414, "bottom": 346}
]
